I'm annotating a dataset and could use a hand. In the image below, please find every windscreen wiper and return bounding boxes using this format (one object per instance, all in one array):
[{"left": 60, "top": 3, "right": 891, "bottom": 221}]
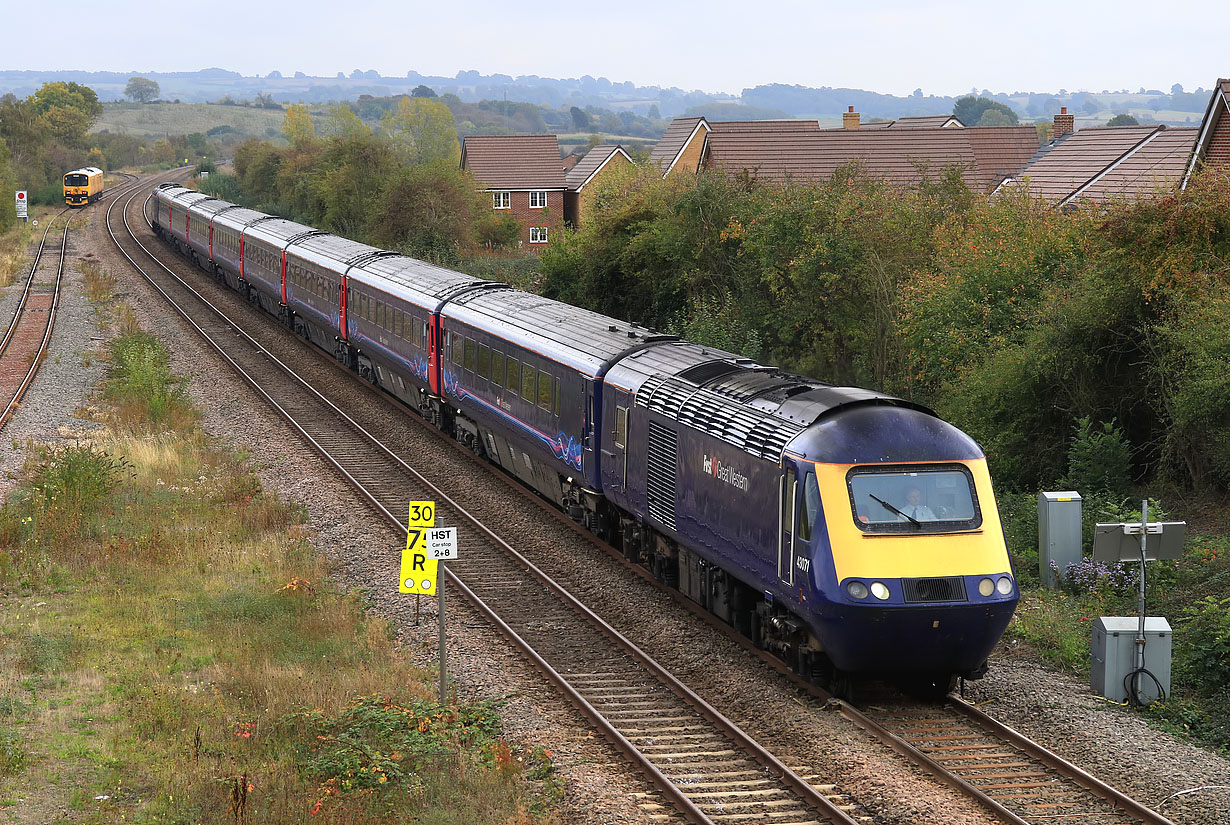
[{"left": 869, "top": 494, "right": 921, "bottom": 528}]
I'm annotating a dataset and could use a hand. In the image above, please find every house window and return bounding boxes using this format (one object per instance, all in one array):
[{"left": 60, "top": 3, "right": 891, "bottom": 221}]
[
  {"left": 492, "top": 191, "right": 510, "bottom": 209},
  {"left": 528, "top": 191, "right": 547, "bottom": 208},
  {"left": 529, "top": 227, "right": 548, "bottom": 244}
]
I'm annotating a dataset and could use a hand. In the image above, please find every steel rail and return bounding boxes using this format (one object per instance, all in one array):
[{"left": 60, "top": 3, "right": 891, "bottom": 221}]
[{"left": 108, "top": 172, "right": 866, "bottom": 825}]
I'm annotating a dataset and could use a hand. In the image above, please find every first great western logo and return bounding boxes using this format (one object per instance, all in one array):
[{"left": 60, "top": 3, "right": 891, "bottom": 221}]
[{"left": 702, "top": 454, "right": 750, "bottom": 492}]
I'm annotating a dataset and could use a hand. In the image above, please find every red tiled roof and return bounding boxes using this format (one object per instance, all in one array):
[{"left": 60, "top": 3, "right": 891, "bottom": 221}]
[
  {"left": 565, "top": 144, "right": 631, "bottom": 191},
  {"left": 461, "top": 135, "right": 565, "bottom": 189},
  {"left": 708, "top": 120, "right": 821, "bottom": 133},
  {"left": 649, "top": 117, "right": 706, "bottom": 171},
  {"left": 1009, "top": 126, "right": 1190, "bottom": 204},
  {"left": 1076, "top": 128, "right": 1197, "bottom": 202},
  {"left": 704, "top": 126, "right": 1038, "bottom": 191},
  {"left": 891, "top": 114, "right": 964, "bottom": 128}
]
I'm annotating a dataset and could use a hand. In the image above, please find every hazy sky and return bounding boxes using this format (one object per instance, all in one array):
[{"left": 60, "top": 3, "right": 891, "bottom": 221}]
[{"left": 5, "top": 0, "right": 1227, "bottom": 96}]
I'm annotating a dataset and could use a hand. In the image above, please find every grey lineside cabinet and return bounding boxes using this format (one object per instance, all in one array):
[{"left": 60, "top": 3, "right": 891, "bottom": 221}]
[{"left": 1038, "top": 491, "right": 1082, "bottom": 589}]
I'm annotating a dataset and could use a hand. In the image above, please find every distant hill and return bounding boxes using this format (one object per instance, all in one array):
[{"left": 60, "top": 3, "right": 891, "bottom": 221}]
[{"left": 0, "top": 68, "right": 1214, "bottom": 127}]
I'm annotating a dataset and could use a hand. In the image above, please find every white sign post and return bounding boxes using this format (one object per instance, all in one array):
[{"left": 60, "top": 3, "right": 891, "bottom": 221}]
[{"left": 15, "top": 191, "right": 27, "bottom": 222}]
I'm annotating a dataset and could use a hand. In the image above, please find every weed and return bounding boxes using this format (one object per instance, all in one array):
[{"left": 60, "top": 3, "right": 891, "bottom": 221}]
[
  {"left": 105, "top": 332, "right": 197, "bottom": 432},
  {"left": 0, "top": 728, "right": 26, "bottom": 776}
]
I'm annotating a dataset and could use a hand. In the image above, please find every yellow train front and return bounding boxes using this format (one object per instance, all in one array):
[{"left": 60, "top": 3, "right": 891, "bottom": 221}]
[
  {"left": 792, "top": 402, "right": 1018, "bottom": 691},
  {"left": 64, "top": 167, "right": 104, "bottom": 207}
]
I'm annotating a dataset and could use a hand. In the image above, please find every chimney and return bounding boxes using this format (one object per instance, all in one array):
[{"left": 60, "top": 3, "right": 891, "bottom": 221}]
[
  {"left": 1053, "top": 106, "right": 1075, "bottom": 138},
  {"left": 843, "top": 105, "right": 860, "bottom": 130}
]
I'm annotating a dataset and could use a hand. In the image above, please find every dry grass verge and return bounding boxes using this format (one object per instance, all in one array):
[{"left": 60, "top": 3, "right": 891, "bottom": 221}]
[{"left": 0, "top": 330, "right": 563, "bottom": 823}]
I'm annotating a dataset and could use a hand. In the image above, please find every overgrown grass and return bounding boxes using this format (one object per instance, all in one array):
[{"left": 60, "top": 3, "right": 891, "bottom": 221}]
[
  {"left": 0, "top": 330, "right": 564, "bottom": 822},
  {"left": 0, "top": 217, "right": 36, "bottom": 288}
]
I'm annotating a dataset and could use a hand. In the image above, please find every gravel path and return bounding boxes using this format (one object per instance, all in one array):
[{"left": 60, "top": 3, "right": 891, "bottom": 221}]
[{"left": 7, "top": 177, "right": 1228, "bottom": 825}]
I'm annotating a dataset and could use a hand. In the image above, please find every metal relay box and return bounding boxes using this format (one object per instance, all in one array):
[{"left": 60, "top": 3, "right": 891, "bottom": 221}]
[
  {"left": 1038, "top": 491, "right": 1082, "bottom": 588},
  {"left": 1091, "top": 616, "right": 1172, "bottom": 703}
]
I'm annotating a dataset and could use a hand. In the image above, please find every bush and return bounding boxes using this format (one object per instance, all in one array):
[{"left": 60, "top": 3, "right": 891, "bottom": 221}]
[
  {"left": 1066, "top": 417, "right": 1131, "bottom": 497},
  {"left": 105, "top": 332, "right": 195, "bottom": 430},
  {"left": 1176, "top": 596, "right": 1230, "bottom": 696}
]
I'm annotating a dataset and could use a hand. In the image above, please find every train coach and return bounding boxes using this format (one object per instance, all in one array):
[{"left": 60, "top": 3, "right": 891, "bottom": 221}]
[
  {"left": 151, "top": 183, "right": 1019, "bottom": 694},
  {"left": 64, "top": 167, "right": 104, "bottom": 207}
]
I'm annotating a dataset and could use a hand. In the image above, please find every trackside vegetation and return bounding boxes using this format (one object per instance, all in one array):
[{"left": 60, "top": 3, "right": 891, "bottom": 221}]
[{"left": 0, "top": 308, "right": 563, "bottom": 819}]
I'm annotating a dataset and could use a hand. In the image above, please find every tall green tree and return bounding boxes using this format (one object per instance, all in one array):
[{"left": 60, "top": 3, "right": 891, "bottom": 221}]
[
  {"left": 125, "top": 76, "right": 160, "bottom": 103},
  {"left": 953, "top": 95, "right": 1019, "bottom": 126}
]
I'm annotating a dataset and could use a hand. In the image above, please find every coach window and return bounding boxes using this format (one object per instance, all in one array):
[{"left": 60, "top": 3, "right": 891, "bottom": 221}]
[
  {"left": 554, "top": 377, "right": 561, "bottom": 416},
  {"left": 537, "top": 371, "right": 552, "bottom": 411},
  {"left": 798, "top": 471, "right": 819, "bottom": 541},
  {"left": 506, "top": 357, "right": 518, "bottom": 393},
  {"left": 451, "top": 333, "right": 463, "bottom": 366},
  {"left": 463, "top": 338, "right": 477, "bottom": 373},
  {"left": 490, "top": 350, "right": 504, "bottom": 387},
  {"left": 521, "top": 363, "right": 536, "bottom": 402},
  {"left": 477, "top": 345, "right": 490, "bottom": 380}
]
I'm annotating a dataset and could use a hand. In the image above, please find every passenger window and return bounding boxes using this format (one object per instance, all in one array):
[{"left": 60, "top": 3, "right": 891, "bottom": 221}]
[
  {"left": 491, "top": 351, "right": 504, "bottom": 388},
  {"left": 477, "top": 345, "right": 490, "bottom": 380},
  {"left": 393, "top": 310, "right": 402, "bottom": 338},
  {"left": 798, "top": 471, "right": 819, "bottom": 541},
  {"left": 614, "top": 406, "right": 628, "bottom": 448},
  {"left": 451, "top": 332, "right": 463, "bottom": 366},
  {"left": 538, "top": 371, "right": 552, "bottom": 410},
  {"left": 521, "top": 364, "right": 536, "bottom": 401},
  {"left": 463, "top": 338, "right": 476, "bottom": 372},
  {"left": 506, "top": 357, "right": 519, "bottom": 393},
  {"left": 554, "top": 377, "right": 561, "bottom": 415}
]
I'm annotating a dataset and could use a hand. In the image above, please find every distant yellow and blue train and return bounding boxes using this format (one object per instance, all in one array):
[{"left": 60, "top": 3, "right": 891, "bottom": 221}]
[{"left": 64, "top": 167, "right": 104, "bottom": 207}]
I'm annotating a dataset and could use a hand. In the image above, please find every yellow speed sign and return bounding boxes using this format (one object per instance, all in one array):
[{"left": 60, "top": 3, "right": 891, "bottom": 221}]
[{"left": 399, "top": 501, "right": 437, "bottom": 594}]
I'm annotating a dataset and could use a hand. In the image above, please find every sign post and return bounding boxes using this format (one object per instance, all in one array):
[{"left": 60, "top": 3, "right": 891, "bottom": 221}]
[
  {"left": 15, "top": 191, "right": 27, "bottom": 223},
  {"left": 398, "top": 502, "right": 459, "bottom": 706}
]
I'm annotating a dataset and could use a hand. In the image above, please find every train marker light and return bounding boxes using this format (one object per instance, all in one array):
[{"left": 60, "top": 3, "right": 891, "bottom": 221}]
[
  {"left": 978, "top": 578, "right": 995, "bottom": 597},
  {"left": 996, "top": 577, "right": 1013, "bottom": 595},
  {"left": 846, "top": 581, "right": 868, "bottom": 599},
  {"left": 870, "top": 582, "right": 890, "bottom": 600}
]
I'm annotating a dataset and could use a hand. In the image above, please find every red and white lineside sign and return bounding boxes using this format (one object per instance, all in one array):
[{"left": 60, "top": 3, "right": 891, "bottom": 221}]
[{"left": 15, "top": 191, "right": 27, "bottom": 219}]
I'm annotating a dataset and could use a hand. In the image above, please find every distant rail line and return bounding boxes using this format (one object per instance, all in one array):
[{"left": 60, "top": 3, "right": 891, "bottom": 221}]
[{"left": 0, "top": 172, "right": 139, "bottom": 430}]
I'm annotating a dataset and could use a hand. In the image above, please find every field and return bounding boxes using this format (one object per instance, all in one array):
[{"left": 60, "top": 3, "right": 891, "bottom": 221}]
[{"left": 94, "top": 102, "right": 298, "bottom": 139}]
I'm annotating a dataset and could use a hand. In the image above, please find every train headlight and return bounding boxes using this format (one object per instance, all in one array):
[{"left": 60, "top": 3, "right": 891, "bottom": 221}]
[
  {"left": 870, "top": 581, "right": 890, "bottom": 600},
  {"left": 846, "top": 581, "right": 869, "bottom": 600},
  {"left": 996, "top": 576, "right": 1014, "bottom": 596},
  {"left": 978, "top": 577, "right": 995, "bottom": 597}
]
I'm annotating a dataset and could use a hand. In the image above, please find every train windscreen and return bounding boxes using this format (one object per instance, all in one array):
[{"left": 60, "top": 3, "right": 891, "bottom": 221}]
[
  {"left": 65, "top": 173, "right": 88, "bottom": 186},
  {"left": 847, "top": 466, "right": 980, "bottom": 533}
]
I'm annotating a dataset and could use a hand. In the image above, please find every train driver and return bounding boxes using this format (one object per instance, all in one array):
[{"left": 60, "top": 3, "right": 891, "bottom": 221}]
[{"left": 902, "top": 486, "right": 937, "bottom": 521}]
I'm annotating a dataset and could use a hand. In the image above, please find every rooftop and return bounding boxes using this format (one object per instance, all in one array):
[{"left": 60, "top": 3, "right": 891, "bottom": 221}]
[{"left": 461, "top": 134, "right": 566, "bottom": 190}]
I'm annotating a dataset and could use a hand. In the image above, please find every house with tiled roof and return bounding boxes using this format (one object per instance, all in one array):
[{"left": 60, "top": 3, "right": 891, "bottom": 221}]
[
  {"left": 999, "top": 109, "right": 1199, "bottom": 207},
  {"left": 649, "top": 113, "right": 1033, "bottom": 191},
  {"left": 840, "top": 107, "right": 964, "bottom": 130},
  {"left": 564, "top": 144, "right": 633, "bottom": 227},
  {"left": 1182, "top": 78, "right": 1230, "bottom": 188},
  {"left": 461, "top": 135, "right": 565, "bottom": 249}
]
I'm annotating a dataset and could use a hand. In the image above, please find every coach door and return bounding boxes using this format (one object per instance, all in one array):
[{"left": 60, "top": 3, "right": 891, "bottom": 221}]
[{"left": 778, "top": 466, "right": 796, "bottom": 585}]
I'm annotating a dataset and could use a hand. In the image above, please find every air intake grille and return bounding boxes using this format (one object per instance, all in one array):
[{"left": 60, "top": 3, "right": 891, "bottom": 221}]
[
  {"left": 646, "top": 421, "right": 678, "bottom": 530},
  {"left": 902, "top": 577, "right": 967, "bottom": 603}
]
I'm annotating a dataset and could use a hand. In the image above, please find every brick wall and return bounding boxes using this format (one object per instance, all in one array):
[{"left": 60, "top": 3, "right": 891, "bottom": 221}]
[
  {"left": 1204, "top": 106, "right": 1230, "bottom": 171},
  {"left": 1053, "top": 107, "right": 1075, "bottom": 138},
  {"left": 489, "top": 189, "right": 565, "bottom": 250}
]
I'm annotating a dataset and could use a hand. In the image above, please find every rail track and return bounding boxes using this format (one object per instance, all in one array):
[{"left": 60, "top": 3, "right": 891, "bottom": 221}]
[
  {"left": 0, "top": 173, "right": 138, "bottom": 430},
  {"left": 108, "top": 175, "right": 877, "bottom": 825},
  {"left": 106, "top": 173, "right": 1183, "bottom": 825}
]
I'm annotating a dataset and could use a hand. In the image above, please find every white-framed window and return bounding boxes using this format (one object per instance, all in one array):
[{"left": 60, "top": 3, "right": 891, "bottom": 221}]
[
  {"left": 528, "top": 191, "right": 547, "bottom": 208},
  {"left": 529, "top": 227, "right": 549, "bottom": 244},
  {"left": 492, "top": 191, "right": 510, "bottom": 209}
]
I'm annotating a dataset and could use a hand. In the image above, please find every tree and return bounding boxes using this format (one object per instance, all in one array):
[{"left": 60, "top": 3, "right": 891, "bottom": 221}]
[
  {"left": 30, "top": 81, "right": 101, "bottom": 120},
  {"left": 411, "top": 85, "right": 437, "bottom": 98},
  {"left": 282, "top": 104, "right": 315, "bottom": 148},
  {"left": 976, "top": 109, "right": 1014, "bottom": 127},
  {"left": 1171, "top": 83, "right": 1184, "bottom": 95},
  {"left": 570, "top": 106, "right": 591, "bottom": 130},
  {"left": 125, "top": 76, "right": 160, "bottom": 104},
  {"left": 1106, "top": 113, "right": 1140, "bottom": 127},
  {"left": 387, "top": 97, "right": 460, "bottom": 165},
  {"left": 953, "top": 95, "right": 1018, "bottom": 126}
]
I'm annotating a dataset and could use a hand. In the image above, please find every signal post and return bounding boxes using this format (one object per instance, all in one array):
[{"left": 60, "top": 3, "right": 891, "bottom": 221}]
[{"left": 399, "top": 501, "right": 458, "bottom": 706}]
